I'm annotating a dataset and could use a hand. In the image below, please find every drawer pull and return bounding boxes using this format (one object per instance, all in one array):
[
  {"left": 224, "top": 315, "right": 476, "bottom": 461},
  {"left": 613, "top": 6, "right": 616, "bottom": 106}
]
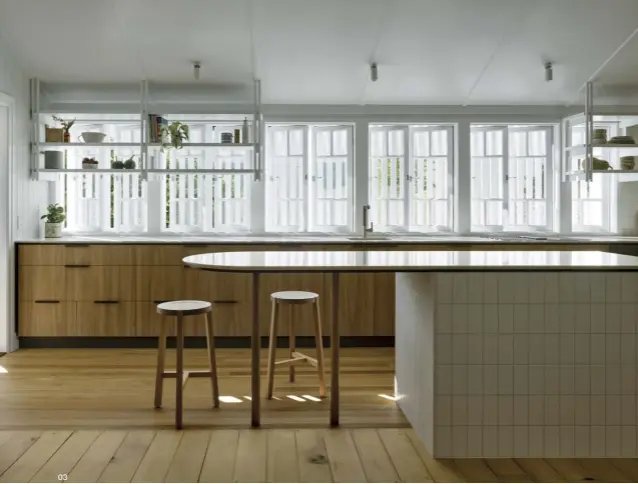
[
  {"left": 184, "top": 244, "right": 209, "bottom": 248},
  {"left": 213, "top": 300, "right": 238, "bottom": 304},
  {"left": 35, "top": 300, "right": 60, "bottom": 304},
  {"left": 94, "top": 300, "right": 119, "bottom": 304},
  {"left": 64, "top": 244, "right": 90, "bottom": 247},
  {"left": 65, "top": 264, "right": 90, "bottom": 268},
  {"left": 153, "top": 300, "right": 170, "bottom": 304}
]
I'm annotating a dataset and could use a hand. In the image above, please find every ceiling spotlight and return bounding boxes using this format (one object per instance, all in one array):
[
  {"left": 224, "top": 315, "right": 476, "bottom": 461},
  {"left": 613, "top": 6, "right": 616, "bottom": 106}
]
[
  {"left": 545, "top": 62, "right": 553, "bottom": 82},
  {"left": 193, "top": 62, "right": 201, "bottom": 81},
  {"left": 370, "top": 62, "right": 378, "bottom": 82}
]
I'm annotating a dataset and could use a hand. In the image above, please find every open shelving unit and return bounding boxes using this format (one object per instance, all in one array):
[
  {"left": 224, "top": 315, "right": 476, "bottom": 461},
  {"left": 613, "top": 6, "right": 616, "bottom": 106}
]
[
  {"left": 563, "top": 81, "right": 638, "bottom": 182},
  {"left": 29, "top": 79, "right": 264, "bottom": 182}
]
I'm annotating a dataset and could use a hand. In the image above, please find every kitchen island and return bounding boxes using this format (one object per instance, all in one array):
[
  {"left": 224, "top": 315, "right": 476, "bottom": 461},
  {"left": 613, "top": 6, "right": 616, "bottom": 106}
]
[{"left": 184, "top": 250, "right": 638, "bottom": 458}]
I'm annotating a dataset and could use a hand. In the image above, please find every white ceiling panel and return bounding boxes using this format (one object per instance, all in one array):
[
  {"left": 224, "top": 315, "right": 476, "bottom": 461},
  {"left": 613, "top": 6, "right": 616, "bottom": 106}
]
[{"left": 0, "top": 0, "right": 637, "bottom": 105}]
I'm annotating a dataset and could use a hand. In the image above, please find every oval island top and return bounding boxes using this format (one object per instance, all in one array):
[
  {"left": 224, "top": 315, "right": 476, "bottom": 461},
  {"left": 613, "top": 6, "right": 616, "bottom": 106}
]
[{"left": 183, "top": 250, "right": 638, "bottom": 272}]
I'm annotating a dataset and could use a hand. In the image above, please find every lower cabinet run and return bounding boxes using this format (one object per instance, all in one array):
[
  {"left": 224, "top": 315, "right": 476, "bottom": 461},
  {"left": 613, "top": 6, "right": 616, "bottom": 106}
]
[{"left": 17, "top": 244, "right": 395, "bottom": 338}]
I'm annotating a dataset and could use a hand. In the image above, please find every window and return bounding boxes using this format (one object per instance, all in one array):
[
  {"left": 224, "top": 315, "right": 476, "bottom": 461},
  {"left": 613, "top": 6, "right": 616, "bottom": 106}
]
[
  {"left": 265, "top": 124, "right": 353, "bottom": 233},
  {"left": 159, "top": 123, "right": 252, "bottom": 233},
  {"left": 60, "top": 124, "right": 146, "bottom": 233},
  {"left": 368, "top": 125, "right": 453, "bottom": 232},
  {"left": 471, "top": 125, "right": 553, "bottom": 231},
  {"left": 568, "top": 123, "right": 615, "bottom": 232}
]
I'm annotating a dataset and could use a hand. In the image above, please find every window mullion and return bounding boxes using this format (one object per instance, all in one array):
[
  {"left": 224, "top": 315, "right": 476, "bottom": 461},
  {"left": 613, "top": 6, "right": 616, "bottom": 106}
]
[
  {"left": 502, "top": 127, "right": 510, "bottom": 229},
  {"left": 404, "top": 126, "right": 411, "bottom": 231}
]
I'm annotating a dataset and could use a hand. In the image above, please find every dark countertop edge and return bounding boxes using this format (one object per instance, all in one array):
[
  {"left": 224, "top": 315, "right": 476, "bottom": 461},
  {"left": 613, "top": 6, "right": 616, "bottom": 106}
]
[
  {"left": 191, "top": 266, "right": 638, "bottom": 273},
  {"left": 14, "top": 239, "right": 634, "bottom": 245}
]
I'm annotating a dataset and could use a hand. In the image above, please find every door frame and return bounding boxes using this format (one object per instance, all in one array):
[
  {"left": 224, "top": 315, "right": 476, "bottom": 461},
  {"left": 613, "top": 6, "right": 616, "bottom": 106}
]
[{"left": 0, "top": 91, "right": 17, "bottom": 353}]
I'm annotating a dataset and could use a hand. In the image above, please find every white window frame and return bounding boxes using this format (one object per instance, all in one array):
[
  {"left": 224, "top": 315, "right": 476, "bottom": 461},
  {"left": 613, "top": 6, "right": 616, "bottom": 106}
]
[
  {"left": 471, "top": 124, "right": 553, "bottom": 232},
  {"left": 265, "top": 123, "right": 354, "bottom": 234},
  {"left": 368, "top": 124, "right": 454, "bottom": 233}
]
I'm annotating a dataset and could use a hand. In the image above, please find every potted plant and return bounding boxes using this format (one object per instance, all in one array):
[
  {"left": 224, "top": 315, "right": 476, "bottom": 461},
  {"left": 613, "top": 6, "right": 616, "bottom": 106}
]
[
  {"left": 52, "top": 115, "right": 75, "bottom": 143},
  {"left": 159, "top": 121, "right": 189, "bottom": 150},
  {"left": 41, "top": 204, "right": 65, "bottom": 238},
  {"left": 82, "top": 157, "right": 99, "bottom": 169},
  {"left": 123, "top": 155, "right": 136, "bottom": 169}
]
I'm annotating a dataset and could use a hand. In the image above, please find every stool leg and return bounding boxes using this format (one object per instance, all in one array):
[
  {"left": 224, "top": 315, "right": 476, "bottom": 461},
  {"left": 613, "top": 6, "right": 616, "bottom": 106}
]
[
  {"left": 154, "top": 319, "right": 167, "bottom": 408},
  {"left": 289, "top": 305, "right": 295, "bottom": 383},
  {"left": 205, "top": 311, "right": 220, "bottom": 408},
  {"left": 313, "top": 300, "right": 326, "bottom": 398},
  {"left": 175, "top": 314, "right": 184, "bottom": 430},
  {"left": 266, "top": 300, "right": 279, "bottom": 399}
]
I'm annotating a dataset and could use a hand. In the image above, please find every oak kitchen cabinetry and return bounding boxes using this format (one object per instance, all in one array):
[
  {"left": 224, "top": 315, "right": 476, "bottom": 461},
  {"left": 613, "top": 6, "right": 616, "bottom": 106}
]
[
  {"left": 16, "top": 242, "right": 614, "bottom": 342},
  {"left": 17, "top": 243, "right": 400, "bottom": 340}
]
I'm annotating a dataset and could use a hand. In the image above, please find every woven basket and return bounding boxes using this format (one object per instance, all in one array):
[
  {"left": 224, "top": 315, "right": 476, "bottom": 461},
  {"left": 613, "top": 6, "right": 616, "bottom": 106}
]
[{"left": 45, "top": 127, "right": 64, "bottom": 142}]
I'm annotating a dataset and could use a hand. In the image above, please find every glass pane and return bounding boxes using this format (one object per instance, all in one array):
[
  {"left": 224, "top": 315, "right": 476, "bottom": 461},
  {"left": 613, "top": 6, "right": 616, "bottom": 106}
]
[
  {"left": 470, "top": 130, "right": 484, "bottom": 157},
  {"left": 273, "top": 130, "right": 288, "bottom": 156},
  {"left": 528, "top": 130, "right": 547, "bottom": 156},
  {"left": 332, "top": 129, "right": 348, "bottom": 156},
  {"left": 289, "top": 129, "right": 304, "bottom": 156},
  {"left": 509, "top": 131, "right": 527, "bottom": 156},
  {"left": 485, "top": 130, "right": 503, "bottom": 156},
  {"left": 413, "top": 130, "right": 430, "bottom": 157},
  {"left": 316, "top": 130, "right": 331, "bottom": 156},
  {"left": 388, "top": 129, "right": 404, "bottom": 156},
  {"left": 431, "top": 130, "right": 448, "bottom": 156},
  {"left": 370, "top": 130, "right": 386, "bottom": 157}
]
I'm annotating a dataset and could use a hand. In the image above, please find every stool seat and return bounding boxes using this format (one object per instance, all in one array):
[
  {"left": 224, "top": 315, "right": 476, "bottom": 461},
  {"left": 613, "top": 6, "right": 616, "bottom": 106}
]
[
  {"left": 271, "top": 291, "right": 318, "bottom": 303},
  {"left": 157, "top": 300, "right": 211, "bottom": 316}
]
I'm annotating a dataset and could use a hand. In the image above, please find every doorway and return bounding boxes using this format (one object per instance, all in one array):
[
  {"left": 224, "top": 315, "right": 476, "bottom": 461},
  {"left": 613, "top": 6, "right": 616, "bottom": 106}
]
[{"left": 0, "top": 93, "right": 16, "bottom": 353}]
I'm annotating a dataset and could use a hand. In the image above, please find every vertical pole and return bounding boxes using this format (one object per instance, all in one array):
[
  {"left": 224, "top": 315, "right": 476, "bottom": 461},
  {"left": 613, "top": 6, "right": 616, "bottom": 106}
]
[
  {"left": 251, "top": 272, "right": 261, "bottom": 427},
  {"left": 330, "top": 272, "right": 340, "bottom": 426}
]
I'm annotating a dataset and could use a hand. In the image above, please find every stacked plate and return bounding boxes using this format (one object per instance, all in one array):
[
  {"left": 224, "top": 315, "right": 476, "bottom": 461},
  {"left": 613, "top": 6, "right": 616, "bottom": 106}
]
[
  {"left": 593, "top": 128, "right": 607, "bottom": 144},
  {"left": 621, "top": 156, "right": 636, "bottom": 170},
  {"left": 608, "top": 135, "right": 636, "bottom": 145}
]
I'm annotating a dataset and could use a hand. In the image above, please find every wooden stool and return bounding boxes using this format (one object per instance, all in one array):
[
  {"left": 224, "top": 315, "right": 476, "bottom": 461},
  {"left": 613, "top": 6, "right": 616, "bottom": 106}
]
[
  {"left": 154, "top": 300, "right": 219, "bottom": 429},
  {"left": 266, "top": 291, "right": 326, "bottom": 399}
]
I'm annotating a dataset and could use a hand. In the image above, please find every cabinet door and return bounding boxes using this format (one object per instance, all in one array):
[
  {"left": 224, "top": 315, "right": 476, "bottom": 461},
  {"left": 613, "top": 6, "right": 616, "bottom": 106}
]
[
  {"left": 134, "top": 266, "right": 184, "bottom": 302},
  {"left": 76, "top": 302, "right": 135, "bottom": 336},
  {"left": 372, "top": 273, "right": 395, "bottom": 336},
  {"left": 68, "top": 266, "right": 135, "bottom": 301},
  {"left": 259, "top": 273, "right": 331, "bottom": 336},
  {"left": 19, "top": 266, "right": 66, "bottom": 301},
  {"left": 338, "top": 273, "right": 375, "bottom": 336},
  {"left": 18, "top": 301, "right": 76, "bottom": 336},
  {"left": 135, "top": 245, "right": 183, "bottom": 266}
]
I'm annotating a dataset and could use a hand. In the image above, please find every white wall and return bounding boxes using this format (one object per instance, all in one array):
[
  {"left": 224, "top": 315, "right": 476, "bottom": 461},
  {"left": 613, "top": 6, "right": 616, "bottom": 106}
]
[{"left": 0, "top": 35, "right": 43, "bottom": 352}]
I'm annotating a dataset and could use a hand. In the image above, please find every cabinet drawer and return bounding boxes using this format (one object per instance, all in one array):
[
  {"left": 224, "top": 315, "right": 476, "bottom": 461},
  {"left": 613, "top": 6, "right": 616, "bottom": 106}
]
[
  {"left": 76, "top": 302, "right": 135, "bottom": 336},
  {"left": 18, "top": 245, "right": 65, "bottom": 265},
  {"left": 135, "top": 245, "right": 183, "bottom": 266},
  {"left": 19, "top": 266, "right": 66, "bottom": 301},
  {"left": 18, "top": 301, "right": 77, "bottom": 336},
  {"left": 70, "top": 245, "right": 136, "bottom": 265},
  {"left": 134, "top": 266, "right": 185, "bottom": 302},
  {"left": 68, "top": 266, "right": 135, "bottom": 301}
]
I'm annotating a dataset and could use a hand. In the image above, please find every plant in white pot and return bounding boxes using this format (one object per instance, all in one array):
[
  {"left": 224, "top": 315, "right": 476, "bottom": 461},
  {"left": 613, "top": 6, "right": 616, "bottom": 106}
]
[{"left": 41, "top": 204, "right": 65, "bottom": 238}]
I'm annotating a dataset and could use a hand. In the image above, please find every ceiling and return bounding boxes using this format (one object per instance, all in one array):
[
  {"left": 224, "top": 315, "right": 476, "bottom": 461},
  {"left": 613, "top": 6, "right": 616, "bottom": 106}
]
[{"left": 1, "top": 0, "right": 638, "bottom": 106}]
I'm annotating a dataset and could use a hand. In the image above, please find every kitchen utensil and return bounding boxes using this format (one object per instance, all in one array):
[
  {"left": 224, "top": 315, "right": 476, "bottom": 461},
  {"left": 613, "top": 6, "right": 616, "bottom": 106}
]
[
  {"left": 608, "top": 135, "right": 636, "bottom": 145},
  {"left": 621, "top": 156, "right": 636, "bottom": 170},
  {"left": 79, "top": 132, "right": 106, "bottom": 143},
  {"left": 221, "top": 132, "right": 233, "bottom": 144}
]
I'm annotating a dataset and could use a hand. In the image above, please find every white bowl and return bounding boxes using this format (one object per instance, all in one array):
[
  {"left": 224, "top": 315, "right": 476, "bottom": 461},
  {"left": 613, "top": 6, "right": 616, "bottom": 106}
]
[{"left": 79, "top": 132, "right": 106, "bottom": 143}]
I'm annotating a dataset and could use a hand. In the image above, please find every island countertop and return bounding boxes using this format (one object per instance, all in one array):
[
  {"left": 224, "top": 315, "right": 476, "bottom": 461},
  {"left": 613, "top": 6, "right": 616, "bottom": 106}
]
[
  {"left": 183, "top": 250, "right": 638, "bottom": 272},
  {"left": 15, "top": 234, "right": 638, "bottom": 245}
]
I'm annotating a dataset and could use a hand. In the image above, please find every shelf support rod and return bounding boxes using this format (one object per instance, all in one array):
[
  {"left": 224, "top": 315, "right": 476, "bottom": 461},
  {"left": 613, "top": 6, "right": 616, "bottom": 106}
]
[{"left": 585, "top": 81, "right": 593, "bottom": 183}]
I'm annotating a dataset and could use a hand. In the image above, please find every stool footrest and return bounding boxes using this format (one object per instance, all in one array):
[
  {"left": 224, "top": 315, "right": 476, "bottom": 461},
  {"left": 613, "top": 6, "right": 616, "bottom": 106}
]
[
  {"left": 162, "top": 370, "right": 215, "bottom": 378},
  {"left": 274, "top": 351, "right": 318, "bottom": 368}
]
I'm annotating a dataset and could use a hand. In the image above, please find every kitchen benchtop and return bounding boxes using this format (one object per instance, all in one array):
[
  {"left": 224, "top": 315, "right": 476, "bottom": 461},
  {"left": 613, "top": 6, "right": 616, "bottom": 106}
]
[
  {"left": 183, "top": 250, "right": 638, "bottom": 271},
  {"left": 15, "top": 235, "right": 638, "bottom": 245}
]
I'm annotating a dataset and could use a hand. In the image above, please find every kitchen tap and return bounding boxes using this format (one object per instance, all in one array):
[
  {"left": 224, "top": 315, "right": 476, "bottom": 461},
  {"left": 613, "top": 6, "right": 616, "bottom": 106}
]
[{"left": 362, "top": 205, "right": 373, "bottom": 239}]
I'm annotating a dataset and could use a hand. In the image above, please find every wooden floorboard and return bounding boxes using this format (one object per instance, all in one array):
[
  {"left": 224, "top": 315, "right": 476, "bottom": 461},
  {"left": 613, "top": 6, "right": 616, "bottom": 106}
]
[
  {"left": 1, "top": 349, "right": 638, "bottom": 482},
  {"left": 0, "top": 348, "right": 403, "bottom": 429}
]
